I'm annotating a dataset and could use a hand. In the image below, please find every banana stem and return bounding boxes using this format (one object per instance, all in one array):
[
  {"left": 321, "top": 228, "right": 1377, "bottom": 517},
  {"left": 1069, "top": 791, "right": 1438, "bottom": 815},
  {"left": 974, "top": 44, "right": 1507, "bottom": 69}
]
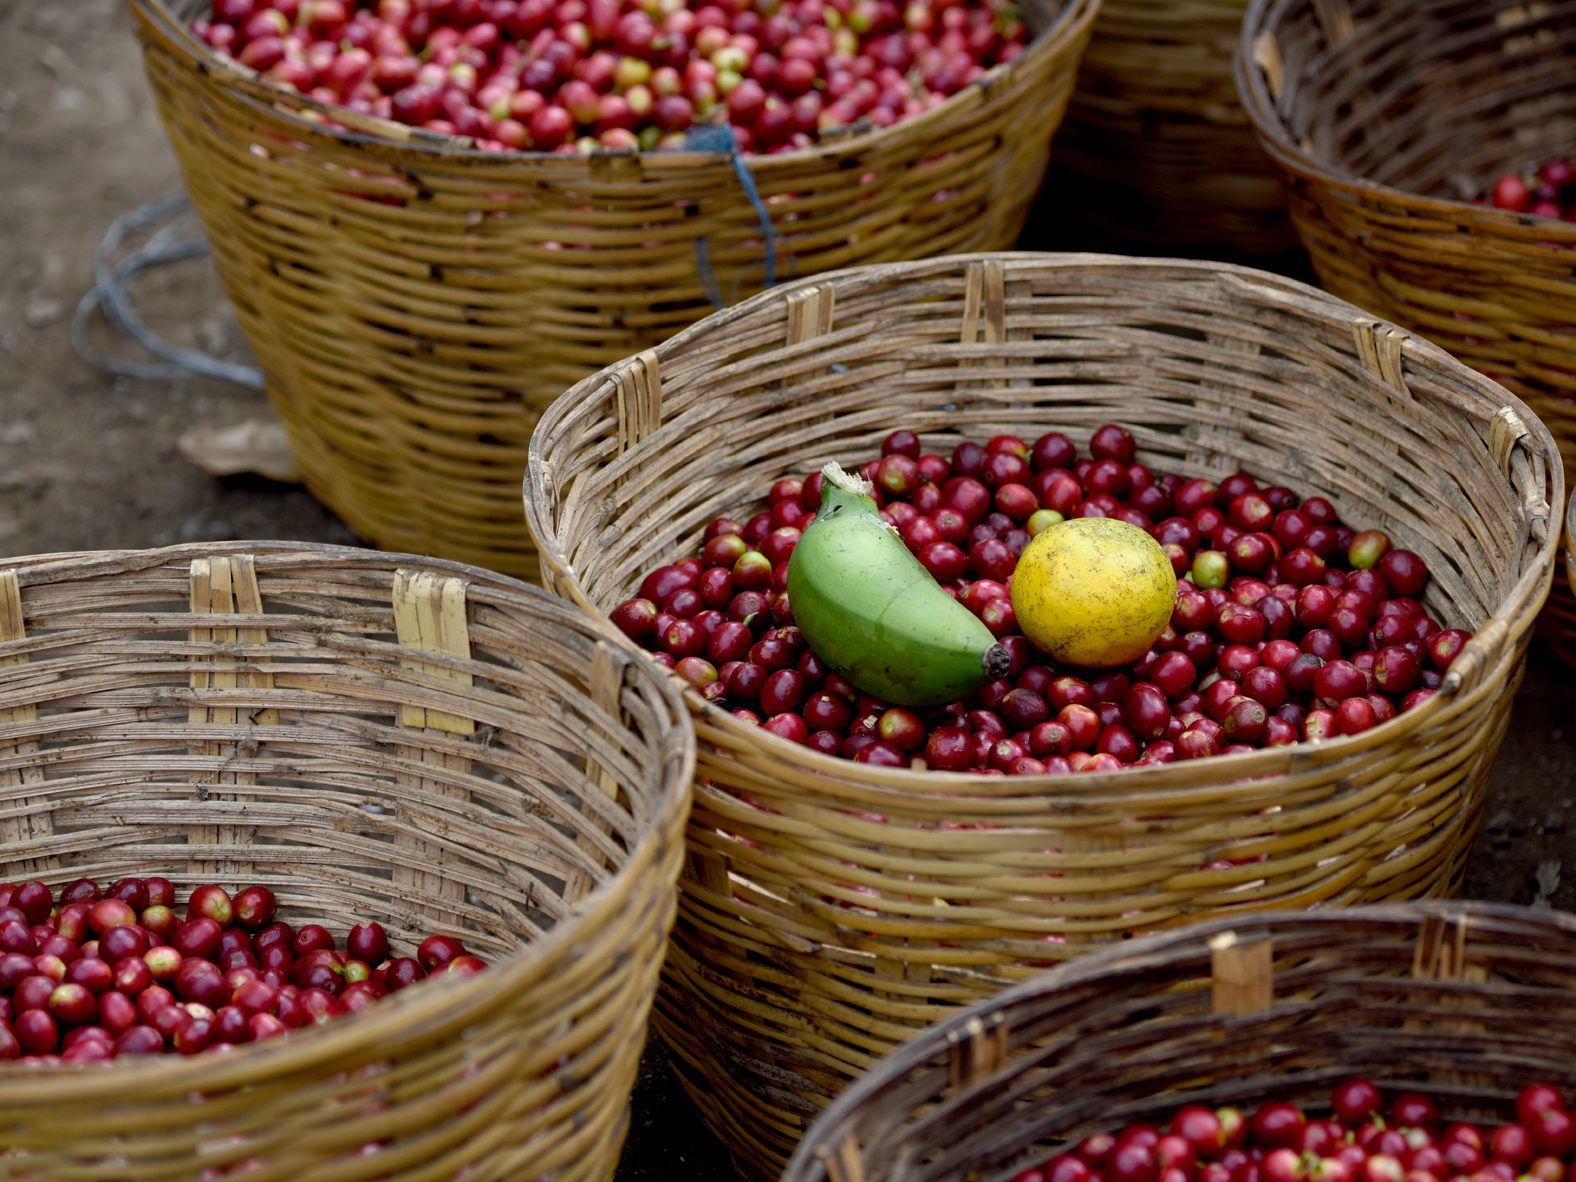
[
  {"left": 984, "top": 643, "right": 1011, "bottom": 680},
  {"left": 822, "top": 461, "right": 873, "bottom": 497}
]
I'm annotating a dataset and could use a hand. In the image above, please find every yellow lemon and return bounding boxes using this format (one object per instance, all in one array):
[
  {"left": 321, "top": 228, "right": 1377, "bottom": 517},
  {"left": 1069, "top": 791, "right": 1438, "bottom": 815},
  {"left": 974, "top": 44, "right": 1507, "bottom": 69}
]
[{"left": 1010, "top": 517, "right": 1178, "bottom": 668}]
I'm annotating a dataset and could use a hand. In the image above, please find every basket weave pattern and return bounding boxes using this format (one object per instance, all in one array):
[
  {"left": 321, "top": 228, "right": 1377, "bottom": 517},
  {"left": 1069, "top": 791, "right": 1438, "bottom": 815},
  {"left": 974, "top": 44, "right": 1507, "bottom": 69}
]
[
  {"left": 0, "top": 542, "right": 693, "bottom": 1181},
  {"left": 1055, "top": 0, "right": 1294, "bottom": 255},
  {"left": 525, "top": 253, "right": 1562, "bottom": 1180},
  {"left": 1234, "top": 0, "right": 1576, "bottom": 661},
  {"left": 126, "top": 0, "right": 1097, "bottom": 580},
  {"left": 784, "top": 903, "right": 1576, "bottom": 1182}
]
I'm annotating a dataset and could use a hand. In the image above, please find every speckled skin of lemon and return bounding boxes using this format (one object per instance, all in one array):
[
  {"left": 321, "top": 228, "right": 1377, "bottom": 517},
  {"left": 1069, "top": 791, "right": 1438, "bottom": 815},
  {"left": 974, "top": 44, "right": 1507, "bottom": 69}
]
[
  {"left": 1010, "top": 517, "right": 1178, "bottom": 668},
  {"left": 788, "top": 470, "right": 1006, "bottom": 707}
]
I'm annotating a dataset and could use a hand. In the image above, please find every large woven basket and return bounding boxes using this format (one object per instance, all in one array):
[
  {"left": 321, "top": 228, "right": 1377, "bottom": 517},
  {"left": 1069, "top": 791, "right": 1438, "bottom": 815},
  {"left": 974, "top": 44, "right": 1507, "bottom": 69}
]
[
  {"left": 1234, "top": 0, "right": 1576, "bottom": 662},
  {"left": 784, "top": 902, "right": 1576, "bottom": 1182},
  {"left": 1051, "top": 0, "right": 1295, "bottom": 256},
  {"left": 0, "top": 541, "right": 693, "bottom": 1181},
  {"left": 524, "top": 253, "right": 1563, "bottom": 1180},
  {"left": 126, "top": 0, "right": 1098, "bottom": 581}
]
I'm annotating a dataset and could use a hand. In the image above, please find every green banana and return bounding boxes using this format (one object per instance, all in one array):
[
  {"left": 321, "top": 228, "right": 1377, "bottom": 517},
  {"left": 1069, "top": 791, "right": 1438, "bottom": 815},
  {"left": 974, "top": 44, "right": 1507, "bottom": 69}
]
[{"left": 787, "top": 461, "right": 1010, "bottom": 708}]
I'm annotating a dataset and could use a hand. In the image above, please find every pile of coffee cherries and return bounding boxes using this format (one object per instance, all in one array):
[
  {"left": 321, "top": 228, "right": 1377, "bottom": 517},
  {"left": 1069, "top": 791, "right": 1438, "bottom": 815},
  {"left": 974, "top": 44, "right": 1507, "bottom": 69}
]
[
  {"left": 192, "top": 0, "right": 1030, "bottom": 154},
  {"left": 1483, "top": 158, "right": 1576, "bottom": 221},
  {"left": 0, "top": 877, "right": 485, "bottom": 1063},
  {"left": 1014, "top": 1080, "right": 1576, "bottom": 1182},
  {"left": 609, "top": 424, "right": 1472, "bottom": 774}
]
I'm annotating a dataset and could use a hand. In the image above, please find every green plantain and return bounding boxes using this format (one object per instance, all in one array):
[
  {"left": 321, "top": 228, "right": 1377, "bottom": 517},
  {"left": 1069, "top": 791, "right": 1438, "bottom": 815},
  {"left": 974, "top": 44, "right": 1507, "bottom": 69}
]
[{"left": 786, "top": 462, "right": 1009, "bottom": 708}]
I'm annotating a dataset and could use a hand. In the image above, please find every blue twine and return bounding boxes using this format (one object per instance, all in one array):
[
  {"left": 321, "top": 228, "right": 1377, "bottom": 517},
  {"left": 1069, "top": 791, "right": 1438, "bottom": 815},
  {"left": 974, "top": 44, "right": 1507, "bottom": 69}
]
[
  {"left": 72, "top": 193, "right": 266, "bottom": 390},
  {"left": 679, "top": 121, "right": 779, "bottom": 310},
  {"left": 82, "top": 132, "right": 780, "bottom": 380}
]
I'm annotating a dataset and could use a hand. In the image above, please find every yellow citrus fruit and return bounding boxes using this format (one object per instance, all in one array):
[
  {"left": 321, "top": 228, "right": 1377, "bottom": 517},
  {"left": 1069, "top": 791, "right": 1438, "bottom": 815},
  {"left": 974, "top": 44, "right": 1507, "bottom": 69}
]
[{"left": 1010, "top": 517, "right": 1178, "bottom": 668}]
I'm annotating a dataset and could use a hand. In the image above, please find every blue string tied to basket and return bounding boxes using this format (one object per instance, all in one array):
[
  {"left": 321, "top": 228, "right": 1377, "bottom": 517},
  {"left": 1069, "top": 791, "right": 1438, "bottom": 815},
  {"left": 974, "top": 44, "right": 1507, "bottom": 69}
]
[
  {"left": 679, "top": 121, "right": 779, "bottom": 311},
  {"left": 71, "top": 192, "right": 265, "bottom": 390},
  {"left": 75, "top": 126, "right": 782, "bottom": 386}
]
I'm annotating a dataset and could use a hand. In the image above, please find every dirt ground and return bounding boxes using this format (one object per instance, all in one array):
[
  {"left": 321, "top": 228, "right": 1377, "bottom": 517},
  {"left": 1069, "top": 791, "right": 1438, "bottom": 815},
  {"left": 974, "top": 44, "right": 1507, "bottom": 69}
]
[{"left": 0, "top": 3, "right": 1571, "bottom": 1179}]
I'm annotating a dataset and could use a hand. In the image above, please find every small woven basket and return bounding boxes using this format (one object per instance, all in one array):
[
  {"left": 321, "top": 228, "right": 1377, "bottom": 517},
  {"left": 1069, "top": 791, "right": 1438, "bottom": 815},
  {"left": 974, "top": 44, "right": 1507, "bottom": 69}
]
[
  {"left": 0, "top": 541, "right": 693, "bottom": 1181},
  {"left": 783, "top": 902, "right": 1576, "bottom": 1182},
  {"left": 1234, "top": 0, "right": 1576, "bottom": 662},
  {"left": 1051, "top": 0, "right": 1295, "bottom": 256},
  {"left": 126, "top": 0, "right": 1098, "bottom": 581},
  {"left": 524, "top": 253, "right": 1562, "bottom": 1181}
]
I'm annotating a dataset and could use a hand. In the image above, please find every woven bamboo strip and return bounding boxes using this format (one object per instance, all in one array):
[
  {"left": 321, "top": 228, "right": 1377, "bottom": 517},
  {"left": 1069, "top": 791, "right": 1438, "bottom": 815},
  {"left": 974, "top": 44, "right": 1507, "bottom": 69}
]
[
  {"left": 390, "top": 568, "right": 473, "bottom": 923},
  {"left": 0, "top": 572, "right": 49, "bottom": 877},
  {"left": 785, "top": 904, "right": 1576, "bottom": 1182},
  {"left": 125, "top": 0, "right": 1098, "bottom": 580},
  {"left": 187, "top": 554, "right": 267, "bottom": 881},
  {"left": 524, "top": 252, "right": 1562, "bottom": 1180},
  {"left": 0, "top": 541, "right": 694, "bottom": 1182},
  {"left": 1235, "top": 0, "right": 1576, "bottom": 661}
]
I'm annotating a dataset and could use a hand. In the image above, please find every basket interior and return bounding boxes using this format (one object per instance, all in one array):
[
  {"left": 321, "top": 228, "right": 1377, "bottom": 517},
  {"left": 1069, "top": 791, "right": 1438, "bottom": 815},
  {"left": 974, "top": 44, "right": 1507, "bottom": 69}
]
[
  {"left": 1258, "top": 0, "right": 1576, "bottom": 200},
  {"left": 0, "top": 545, "right": 677, "bottom": 956},
  {"left": 792, "top": 906, "right": 1576, "bottom": 1182},
  {"left": 540, "top": 256, "right": 1552, "bottom": 643}
]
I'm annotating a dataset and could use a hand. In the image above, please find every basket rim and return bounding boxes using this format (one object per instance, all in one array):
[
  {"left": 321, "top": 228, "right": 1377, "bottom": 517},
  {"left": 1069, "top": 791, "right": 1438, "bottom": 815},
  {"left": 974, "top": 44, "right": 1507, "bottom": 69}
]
[
  {"left": 0, "top": 539, "right": 697, "bottom": 1097},
  {"left": 780, "top": 899, "right": 1576, "bottom": 1182},
  {"left": 523, "top": 250, "right": 1564, "bottom": 801},
  {"left": 128, "top": 0, "right": 1099, "bottom": 172},
  {"left": 1232, "top": 0, "right": 1576, "bottom": 241}
]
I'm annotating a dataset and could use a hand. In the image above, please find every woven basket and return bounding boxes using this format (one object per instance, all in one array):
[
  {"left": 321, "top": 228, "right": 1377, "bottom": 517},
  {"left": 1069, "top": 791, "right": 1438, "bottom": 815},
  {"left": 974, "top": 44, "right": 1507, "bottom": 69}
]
[
  {"left": 524, "top": 252, "right": 1563, "bottom": 1180},
  {"left": 125, "top": 0, "right": 1098, "bottom": 581},
  {"left": 1234, "top": 0, "right": 1576, "bottom": 661},
  {"left": 783, "top": 902, "right": 1576, "bottom": 1182},
  {"left": 0, "top": 541, "right": 693, "bottom": 1181},
  {"left": 1050, "top": 0, "right": 1295, "bottom": 256}
]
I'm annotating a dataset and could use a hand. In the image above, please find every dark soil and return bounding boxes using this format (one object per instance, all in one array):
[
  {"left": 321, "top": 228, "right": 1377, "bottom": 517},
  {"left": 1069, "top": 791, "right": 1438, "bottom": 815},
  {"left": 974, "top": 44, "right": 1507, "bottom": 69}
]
[{"left": 0, "top": 4, "right": 1570, "bottom": 1178}]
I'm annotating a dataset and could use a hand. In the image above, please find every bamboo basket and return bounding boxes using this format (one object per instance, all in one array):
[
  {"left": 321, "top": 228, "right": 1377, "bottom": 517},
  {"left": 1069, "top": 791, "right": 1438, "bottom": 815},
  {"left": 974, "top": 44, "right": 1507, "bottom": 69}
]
[
  {"left": 1234, "top": 0, "right": 1576, "bottom": 661},
  {"left": 125, "top": 0, "right": 1099, "bottom": 581},
  {"left": 1051, "top": 0, "right": 1295, "bottom": 256},
  {"left": 524, "top": 252, "right": 1563, "bottom": 1180},
  {"left": 784, "top": 902, "right": 1576, "bottom": 1182},
  {"left": 0, "top": 541, "right": 693, "bottom": 1181}
]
